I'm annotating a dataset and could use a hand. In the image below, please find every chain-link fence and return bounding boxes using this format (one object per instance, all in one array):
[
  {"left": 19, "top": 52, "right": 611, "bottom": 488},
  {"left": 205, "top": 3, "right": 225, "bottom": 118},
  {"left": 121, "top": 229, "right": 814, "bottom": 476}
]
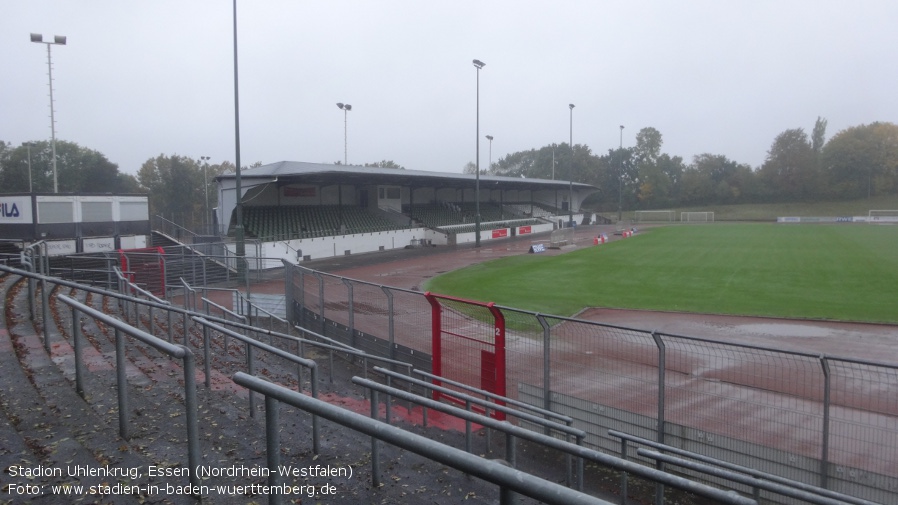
[{"left": 287, "top": 262, "right": 898, "bottom": 504}]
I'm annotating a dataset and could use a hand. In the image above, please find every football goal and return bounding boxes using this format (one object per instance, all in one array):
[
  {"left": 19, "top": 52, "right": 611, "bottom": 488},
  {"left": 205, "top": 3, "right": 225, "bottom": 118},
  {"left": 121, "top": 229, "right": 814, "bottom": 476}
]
[
  {"left": 634, "top": 210, "right": 675, "bottom": 223},
  {"left": 869, "top": 210, "right": 898, "bottom": 218},
  {"left": 549, "top": 227, "right": 575, "bottom": 248},
  {"left": 680, "top": 211, "right": 715, "bottom": 223}
]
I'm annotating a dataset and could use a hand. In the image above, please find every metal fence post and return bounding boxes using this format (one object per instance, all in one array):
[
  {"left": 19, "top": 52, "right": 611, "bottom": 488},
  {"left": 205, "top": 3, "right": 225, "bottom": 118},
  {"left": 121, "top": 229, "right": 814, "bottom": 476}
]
[
  {"left": 71, "top": 306, "right": 85, "bottom": 398},
  {"left": 115, "top": 328, "right": 129, "bottom": 439},
  {"left": 181, "top": 347, "right": 201, "bottom": 489},
  {"left": 819, "top": 356, "right": 832, "bottom": 490},
  {"left": 265, "top": 394, "right": 282, "bottom": 505},
  {"left": 651, "top": 331, "right": 666, "bottom": 505},
  {"left": 537, "top": 314, "right": 552, "bottom": 435},
  {"left": 314, "top": 271, "right": 325, "bottom": 335},
  {"left": 342, "top": 278, "right": 355, "bottom": 347},
  {"left": 381, "top": 286, "right": 395, "bottom": 361}
]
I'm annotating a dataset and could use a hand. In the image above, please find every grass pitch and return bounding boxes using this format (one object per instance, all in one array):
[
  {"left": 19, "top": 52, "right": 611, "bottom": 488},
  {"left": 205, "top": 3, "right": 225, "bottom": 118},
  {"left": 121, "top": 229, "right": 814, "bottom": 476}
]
[{"left": 424, "top": 224, "right": 898, "bottom": 323}]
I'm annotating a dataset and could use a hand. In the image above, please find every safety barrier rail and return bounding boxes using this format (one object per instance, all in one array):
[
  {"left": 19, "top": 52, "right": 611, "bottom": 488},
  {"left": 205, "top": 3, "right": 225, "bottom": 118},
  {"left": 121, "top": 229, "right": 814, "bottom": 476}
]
[
  {"left": 232, "top": 371, "right": 621, "bottom": 505},
  {"left": 56, "top": 294, "right": 201, "bottom": 488},
  {"left": 349, "top": 376, "right": 755, "bottom": 505},
  {"left": 610, "top": 430, "right": 878, "bottom": 505}
]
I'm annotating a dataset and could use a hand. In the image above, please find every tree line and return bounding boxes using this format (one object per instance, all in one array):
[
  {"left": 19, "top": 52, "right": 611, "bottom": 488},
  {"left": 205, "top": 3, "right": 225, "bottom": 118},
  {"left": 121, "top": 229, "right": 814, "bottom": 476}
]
[
  {"left": 485, "top": 119, "right": 898, "bottom": 211},
  {"left": 0, "top": 142, "right": 241, "bottom": 232},
  {"left": 2, "top": 118, "right": 896, "bottom": 231}
]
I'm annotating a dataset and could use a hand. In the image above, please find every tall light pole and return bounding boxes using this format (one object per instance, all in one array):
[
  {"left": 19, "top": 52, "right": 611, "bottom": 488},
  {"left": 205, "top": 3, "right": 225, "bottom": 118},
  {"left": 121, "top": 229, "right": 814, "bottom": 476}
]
[
  {"left": 30, "top": 33, "right": 66, "bottom": 193},
  {"left": 473, "top": 59, "right": 485, "bottom": 248},
  {"left": 336, "top": 103, "right": 352, "bottom": 165},
  {"left": 232, "top": 0, "right": 245, "bottom": 279},
  {"left": 485, "top": 135, "right": 493, "bottom": 172},
  {"left": 201, "top": 156, "right": 211, "bottom": 230},
  {"left": 22, "top": 142, "right": 36, "bottom": 193},
  {"left": 618, "top": 125, "right": 624, "bottom": 222},
  {"left": 568, "top": 103, "right": 575, "bottom": 227}
]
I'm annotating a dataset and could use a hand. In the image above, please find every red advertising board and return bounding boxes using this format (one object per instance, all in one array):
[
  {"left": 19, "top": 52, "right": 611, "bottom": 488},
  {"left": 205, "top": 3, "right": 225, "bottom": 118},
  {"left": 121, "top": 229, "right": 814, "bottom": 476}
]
[
  {"left": 491, "top": 228, "right": 508, "bottom": 239},
  {"left": 518, "top": 225, "right": 532, "bottom": 234}
]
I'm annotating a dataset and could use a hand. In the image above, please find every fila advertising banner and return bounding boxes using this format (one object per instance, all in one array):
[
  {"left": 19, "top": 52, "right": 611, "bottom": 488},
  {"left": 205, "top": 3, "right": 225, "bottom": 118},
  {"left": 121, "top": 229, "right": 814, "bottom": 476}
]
[{"left": 0, "top": 196, "right": 33, "bottom": 224}]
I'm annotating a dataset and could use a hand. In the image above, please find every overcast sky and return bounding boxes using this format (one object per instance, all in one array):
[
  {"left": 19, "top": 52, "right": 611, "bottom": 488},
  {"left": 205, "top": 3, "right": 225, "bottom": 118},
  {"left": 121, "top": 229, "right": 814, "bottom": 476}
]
[{"left": 4, "top": 1, "right": 897, "bottom": 177}]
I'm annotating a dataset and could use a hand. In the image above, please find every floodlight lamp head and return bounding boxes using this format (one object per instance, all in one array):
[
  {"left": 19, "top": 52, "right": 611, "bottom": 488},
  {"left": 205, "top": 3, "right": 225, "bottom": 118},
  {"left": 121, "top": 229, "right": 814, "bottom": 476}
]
[
  {"left": 54, "top": 35, "right": 66, "bottom": 45},
  {"left": 472, "top": 59, "right": 485, "bottom": 69},
  {"left": 344, "top": 104, "right": 352, "bottom": 111},
  {"left": 569, "top": 104, "right": 575, "bottom": 110},
  {"left": 337, "top": 103, "right": 344, "bottom": 109},
  {"left": 30, "top": 33, "right": 43, "bottom": 42},
  {"left": 485, "top": 135, "right": 493, "bottom": 141},
  {"left": 620, "top": 125, "right": 624, "bottom": 130}
]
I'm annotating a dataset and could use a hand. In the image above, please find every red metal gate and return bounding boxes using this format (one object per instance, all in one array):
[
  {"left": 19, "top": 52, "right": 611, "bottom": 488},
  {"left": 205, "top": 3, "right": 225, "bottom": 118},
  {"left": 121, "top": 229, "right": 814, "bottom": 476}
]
[{"left": 425, "top": 292, "right": 506, "bottom": 419}]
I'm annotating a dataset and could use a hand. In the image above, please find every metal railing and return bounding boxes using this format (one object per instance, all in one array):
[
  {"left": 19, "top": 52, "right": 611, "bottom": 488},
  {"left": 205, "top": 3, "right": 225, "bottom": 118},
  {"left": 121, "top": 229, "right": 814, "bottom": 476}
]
[
  {"left": 232, "top": 371, "right": 622, "bottom": 505},
  {"left": 372, "top": 366, "right": 584, "bottom": 488},
  {"left": 610, "top": 430, "right": 878, "bottom": 505},
  {"left": 352, "top": 374, "right": 755, "bottom": 505},
  {"left": 57, "top": 294, "right": 201, "bottom": 488},
  {"left": 287, "top": 262, "right": 898, "bottom": 504}
]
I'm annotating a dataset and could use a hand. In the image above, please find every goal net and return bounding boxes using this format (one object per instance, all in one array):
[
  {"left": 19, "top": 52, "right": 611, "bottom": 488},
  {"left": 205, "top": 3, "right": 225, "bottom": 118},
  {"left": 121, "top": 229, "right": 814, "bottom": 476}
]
[
  {"left": 634, "top": 210, "right": 675, "bottom": 223},
  {"left": 549, "top": 227, "right": 575, "bottom": 248},
  {"left": 868, "top": 210, "right": 898, "bottom": 223},
  {"left": 680, "top": 211, "right": 715, "bottom": 223}
]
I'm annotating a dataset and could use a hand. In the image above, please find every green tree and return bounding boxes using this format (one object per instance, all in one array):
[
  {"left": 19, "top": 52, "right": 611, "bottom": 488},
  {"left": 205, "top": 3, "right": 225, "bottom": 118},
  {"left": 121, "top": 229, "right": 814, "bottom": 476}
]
[
  {"left": 822, "top": 122, "right": 898, "bottom": 198},
  {"left": 633, "top": 127, "right": 663, "bottom": 167},
  {"left": 681, "top": 154, "right": 754, "bottom": 204},
  {"left": 138, "top": 154, "right": 205, "bottom": 229},
  {"left": 0, "top": 140, "right": 139, "bottom": 194},
  {"left": 364, "top": 160, "right": 406, "bottom": 170},
  {"left": 759, "top": 128, "right": 817, "bottom": 201}
]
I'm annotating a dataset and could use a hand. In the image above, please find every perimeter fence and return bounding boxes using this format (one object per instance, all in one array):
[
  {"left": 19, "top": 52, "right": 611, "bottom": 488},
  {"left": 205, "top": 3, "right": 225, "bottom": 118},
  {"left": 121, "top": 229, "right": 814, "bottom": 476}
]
[{"left": 286, "top": 263, "right": 898, "bottom": 504}]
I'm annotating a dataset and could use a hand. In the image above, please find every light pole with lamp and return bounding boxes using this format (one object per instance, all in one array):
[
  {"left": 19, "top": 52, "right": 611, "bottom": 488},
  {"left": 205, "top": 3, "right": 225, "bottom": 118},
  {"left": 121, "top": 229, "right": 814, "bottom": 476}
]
[
  {"left": 618, "top": 125, "right": 624, "bottom": 222},
  {"left": 568, "top": 103, "right": 575, "bottom": 227},
  {"left": 337, "top": 103, "right": 352, "bottom": 165},
  {"left": 232, "top": 0, "right": 246, "bottom": 281},
  {"left": 200, "top": 156, "right": 211, "bottom": 230},
  {"left": 30, "top": 33, "right": 66, "bottom": 193},
  {"left": 473, "top": 59, "right": 485, "bottom": 248}
]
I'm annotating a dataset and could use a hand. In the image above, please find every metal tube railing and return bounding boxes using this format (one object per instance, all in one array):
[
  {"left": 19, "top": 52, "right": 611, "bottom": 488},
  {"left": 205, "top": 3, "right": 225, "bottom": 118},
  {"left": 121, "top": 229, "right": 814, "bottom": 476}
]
[
  {"left": 639, "top": 450, "right": 860, "bottom": 505},
  {"left": 192, "top": 316, "right": 320, "bottom": 454},
  {"left": 233, "top": 372, "right": 615, "bottom": 505},
  {"left": 351, "top": 376, "right": 755, "bottom": 505},
  {"left": 377, "top": 366, "right": 584, "bottom": 487},
  {"left": 57, "top": 294, "right": 201, "bottom": 489},
  {"left": 610, "top": 431, "right": 878, "bottom": 505}
]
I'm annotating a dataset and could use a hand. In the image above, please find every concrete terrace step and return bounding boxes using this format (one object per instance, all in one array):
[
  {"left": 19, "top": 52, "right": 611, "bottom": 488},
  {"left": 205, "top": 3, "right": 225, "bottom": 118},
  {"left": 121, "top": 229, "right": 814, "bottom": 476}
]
[
  {"left": 2, "top": 275, "right": 272, "bottom": 503},
  {"left": 0, "top": 276, "right": 150, "bottom": 504}
]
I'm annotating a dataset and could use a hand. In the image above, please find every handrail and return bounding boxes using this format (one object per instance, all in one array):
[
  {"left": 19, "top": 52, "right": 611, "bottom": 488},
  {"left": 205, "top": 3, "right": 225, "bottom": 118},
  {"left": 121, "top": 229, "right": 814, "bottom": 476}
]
[
  {"left": 193, "top": 316, "right": 320, "bottom": 454},
  {"left": 56, "top": 294, "right": 200, "bottom": 488},
  {"left": 412, "top": 367, "right": 572, "bottom": 425},
  {"left": 639, "top": 450, "right": 859, "bottom": 505},
  {"left": 350, "top": 377, "right": 755, "bottom": 505},
  {"left": 610, "top": 430, "right": 877, "bottom": 505},
  {"left": 233, "top": 372, "right": 614, "bottom": 505}
]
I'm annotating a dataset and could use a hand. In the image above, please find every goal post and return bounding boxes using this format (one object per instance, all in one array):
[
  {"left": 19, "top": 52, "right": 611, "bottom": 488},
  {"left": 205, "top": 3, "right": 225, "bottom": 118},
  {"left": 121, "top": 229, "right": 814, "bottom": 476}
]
[
  {"left": 868, "top": 210, "right": 898, "bottom": 223},
  {"left": 634, "top": 210, "right": 675, "bottom": 223},
  {"left": 868, "top": 210, "right": 898, "bottom": 217},
  {"left": 680, "top": 211, "right": 715, "bottom": 223},
  {"left": 549, "top": 227, "right": 575, "bottom": 248}
]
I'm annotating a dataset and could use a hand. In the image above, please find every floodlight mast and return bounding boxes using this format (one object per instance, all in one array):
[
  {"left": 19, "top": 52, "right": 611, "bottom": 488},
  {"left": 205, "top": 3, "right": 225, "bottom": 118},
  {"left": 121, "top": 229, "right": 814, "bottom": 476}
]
[
  {"left": 337, "top": 103, "right": 352, "bottom": 165},
  {"left": 473, "top": 59, "right": 485, "bottom": 247},
  {"left": 568, "top": 103, "right": 575, "bottom": 227},
  {"left": 30, "top": 33, "right": 66, "bottom": 193}
]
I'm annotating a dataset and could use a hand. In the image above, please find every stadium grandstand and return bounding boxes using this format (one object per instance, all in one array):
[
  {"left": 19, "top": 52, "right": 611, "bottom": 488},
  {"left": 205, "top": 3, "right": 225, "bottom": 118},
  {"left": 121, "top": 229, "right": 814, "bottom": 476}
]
[{"left": 215, "top": 161, "right": 598, "bottom": 264}]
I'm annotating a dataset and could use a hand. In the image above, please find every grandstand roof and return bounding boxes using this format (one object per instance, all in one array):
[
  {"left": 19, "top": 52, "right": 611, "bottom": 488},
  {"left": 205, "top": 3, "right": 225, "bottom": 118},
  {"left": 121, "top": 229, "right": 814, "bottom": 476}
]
[{"left": 217, "top": 161, "right": 597, "bottom": 192}]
